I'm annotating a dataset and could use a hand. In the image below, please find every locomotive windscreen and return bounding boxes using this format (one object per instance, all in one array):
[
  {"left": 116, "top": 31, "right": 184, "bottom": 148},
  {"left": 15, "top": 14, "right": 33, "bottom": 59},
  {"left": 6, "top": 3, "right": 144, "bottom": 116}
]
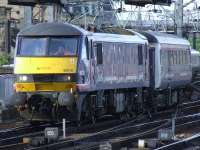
[
  {"left": 17, "top": 37, "right": 78, "bottom": 56},
  {"left": 49, "top": 38, "right": 77, "bottom": 56},
  {"left": 18, "top": 38, "right": 47, "bottom": 56}
]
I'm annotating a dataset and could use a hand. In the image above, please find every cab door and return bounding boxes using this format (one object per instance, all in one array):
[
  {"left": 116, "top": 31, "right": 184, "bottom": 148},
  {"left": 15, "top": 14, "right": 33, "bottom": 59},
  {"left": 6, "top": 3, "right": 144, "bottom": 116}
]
[
  {"left": 93, "top": 42, "right": 104, "bottom": 85},
  {"left": 87, "top": 40, "right": 104, "bottom": 88},
  {"left": 82, "top": 37, "right": 95, "bottom": 89},
  {"left": 138, "top": 44, "right": 145, "bottom": 85},
  {"left": 88, "top": 39, "right": 95, "bottom": 87}
]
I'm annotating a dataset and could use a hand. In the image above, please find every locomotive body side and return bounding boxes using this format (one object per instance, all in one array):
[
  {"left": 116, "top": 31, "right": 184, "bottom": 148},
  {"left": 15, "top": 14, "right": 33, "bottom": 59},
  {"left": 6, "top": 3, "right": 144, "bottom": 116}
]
[{"left": 77, "top": 33, "right": 149, "bottom": 92}]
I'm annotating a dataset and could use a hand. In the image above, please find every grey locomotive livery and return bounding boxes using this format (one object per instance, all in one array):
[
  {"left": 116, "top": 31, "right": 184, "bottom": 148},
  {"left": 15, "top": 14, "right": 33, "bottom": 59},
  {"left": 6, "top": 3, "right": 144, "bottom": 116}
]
[
  {"left": 78, "top": 32, "right": 149, "bottom": 92},
  {"left": 13, "top": 23, "right": 194, "bottom": 123}
]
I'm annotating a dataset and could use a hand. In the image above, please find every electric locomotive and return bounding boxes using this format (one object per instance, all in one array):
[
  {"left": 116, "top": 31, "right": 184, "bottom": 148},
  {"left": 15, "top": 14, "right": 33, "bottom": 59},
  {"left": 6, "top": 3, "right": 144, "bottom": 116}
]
[
  {"left": 13, "top": 22, "right": 192, "bottom": 123},
  {"left": 13, "top": 23, "right": 149, "bottom": 122}
]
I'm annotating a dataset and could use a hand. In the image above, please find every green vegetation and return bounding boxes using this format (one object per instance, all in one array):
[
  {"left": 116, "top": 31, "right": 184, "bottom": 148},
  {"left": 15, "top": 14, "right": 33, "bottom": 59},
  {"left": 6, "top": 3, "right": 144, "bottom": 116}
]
[
  {"left": 189, "top": 38, "right": 200, "bottom": 51},
  {"left": 0, "top": 52, "right": 9, "bottom": 66},
  {"left": 196, "top": 38, "right": 200, "bottom": 51}
]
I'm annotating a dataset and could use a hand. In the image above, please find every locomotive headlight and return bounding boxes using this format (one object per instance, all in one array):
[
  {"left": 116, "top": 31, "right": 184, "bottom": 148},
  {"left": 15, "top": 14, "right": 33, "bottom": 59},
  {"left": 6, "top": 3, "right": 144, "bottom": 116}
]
[
  {"left": 17, "top": 75, "right": 33, "bottom": 82},
  {"left": 67, "top": 76, "right": 71, "bottom": 81},
  {"left": 19, "top": 75, "right": 28, "bottom": 81}
]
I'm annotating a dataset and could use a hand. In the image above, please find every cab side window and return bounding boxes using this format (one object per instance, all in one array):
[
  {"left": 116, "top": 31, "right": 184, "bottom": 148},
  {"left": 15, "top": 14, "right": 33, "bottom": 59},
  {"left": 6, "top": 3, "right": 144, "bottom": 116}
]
[
  {"left": 85, "top": 37, "right": 89, "bottom": 60},
  {"left": 96, "top": 43, "right": 103, "bottom": 65}
]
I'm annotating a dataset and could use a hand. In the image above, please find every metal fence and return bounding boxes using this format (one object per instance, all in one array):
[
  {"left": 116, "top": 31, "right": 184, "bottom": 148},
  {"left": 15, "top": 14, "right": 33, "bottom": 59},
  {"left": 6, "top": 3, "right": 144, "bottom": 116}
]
[{"left": 0, "top": 74, "right": 15, "bottom": 107}]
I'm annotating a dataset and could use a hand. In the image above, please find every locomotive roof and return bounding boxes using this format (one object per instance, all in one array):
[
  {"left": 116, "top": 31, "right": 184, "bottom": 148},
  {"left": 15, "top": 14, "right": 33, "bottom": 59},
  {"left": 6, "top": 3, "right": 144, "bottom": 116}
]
[
  {"left": 97, "top": 27, "right": 134, "bottom": 35},
  {"left": 18, "top": 22, "right": 88, "bottom": 36},
  {"left": 18, "top": 22, "right": 147, "bottom": 44},
  {"left": 140, "top": 31, "right": 190, "bottom": 45},
  {"left": 91, "top": 32, "right": 147, "bottom": 44}
]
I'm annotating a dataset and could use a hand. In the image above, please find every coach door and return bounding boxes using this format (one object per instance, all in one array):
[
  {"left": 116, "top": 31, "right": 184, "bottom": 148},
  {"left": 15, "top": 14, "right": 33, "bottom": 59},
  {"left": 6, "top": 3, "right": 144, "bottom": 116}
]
[{"left": 149, "top": 47, "right": 155, "bottom": 87}]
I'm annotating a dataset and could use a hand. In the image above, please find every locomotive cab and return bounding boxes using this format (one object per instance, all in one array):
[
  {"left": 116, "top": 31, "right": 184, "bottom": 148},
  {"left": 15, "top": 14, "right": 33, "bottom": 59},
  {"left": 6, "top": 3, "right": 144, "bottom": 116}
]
[
  {"left": 14, "top": 36, "right": 78, "bottom": 92},
  {"left": 13, "top": 23, "right": 85, "bottom": 121}
]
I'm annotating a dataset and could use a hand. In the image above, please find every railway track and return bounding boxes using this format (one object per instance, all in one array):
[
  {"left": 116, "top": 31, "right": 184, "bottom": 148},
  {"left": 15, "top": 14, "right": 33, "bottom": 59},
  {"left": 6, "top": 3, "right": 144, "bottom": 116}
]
[
  {"left": 0, "top": 122, "right": 57, "bottom": 140},
  {"left": 156, "top": 133, "right": 200, "bottom": 150},
  {"left": 0, "top": 119, "right": 126, "bottom": 150},
  {"left": 0, "top": 100, "right": 200, "bottom": 150},
  {"left": 24, "top": 113, "right": 200, "bottom": 150}
]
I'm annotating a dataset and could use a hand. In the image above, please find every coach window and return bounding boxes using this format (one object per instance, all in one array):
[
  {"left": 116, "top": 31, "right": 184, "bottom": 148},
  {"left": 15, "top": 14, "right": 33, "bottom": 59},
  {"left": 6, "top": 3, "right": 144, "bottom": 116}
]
[
  {"left": 138, "top": 44, "right": 143, "bottom": 65},
  {"left": 182, "top": 51, "right": 184, "bottom": 64},
  {"left": 127, "top": 44, "right": 131, "bottom": 64},
  {"left": 160, "top": 51, "right": 163, "bottom": 65},
  {"left": 172, "top": 51, "right": 175, "bottom": 64},
  {"left": 176, "top": 51, "right": 179, "bottom": 64},
  {"left": 169, "top": 51, "right": 172, "bottom": 65},
  {"left": 170, "top": 51, "right": 172, "bottom": 65},
  {"left": 179, "top": 51, "right": 182, "bottom": 64},
  {"left": 176, "top": 51, "right": 178, "bottom": 64},
  {"left": 104, "top": 42, "right": 111, "bottom": 64},
  {"left": 171, "top": 50, "right": 177, "bottom": 65},
  {"left": 185, "top": 51, "right": 188, "bottom": 64},
  {"left": 181, "top": 51, "right": 184, "bottom": 64},
  {"left": 168, "top": 51, "right": 170, "bottom": 65},
  {"left": 171, "top": 51, "right": 174, "bottom": 65},
  {"left": 131, "top": 44, "right": 135, "bottom": 64},
  {"left": 96, "top": 43, "right": 103, "bottom": 65},
  {"left": 174, "top": 51, "right": 177, "bottom": 64},
  {"left": 180, "top": 51, "right": 182, "bottom": 64},
  {"left": 183, "top": 51, "right": 186, "bottom": 64},
  {"left": 162, "top": 50, "right": 167, "bottom": 65},
  {"left": 187, "top": 51, "right": 190, "bottom": 64}
]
